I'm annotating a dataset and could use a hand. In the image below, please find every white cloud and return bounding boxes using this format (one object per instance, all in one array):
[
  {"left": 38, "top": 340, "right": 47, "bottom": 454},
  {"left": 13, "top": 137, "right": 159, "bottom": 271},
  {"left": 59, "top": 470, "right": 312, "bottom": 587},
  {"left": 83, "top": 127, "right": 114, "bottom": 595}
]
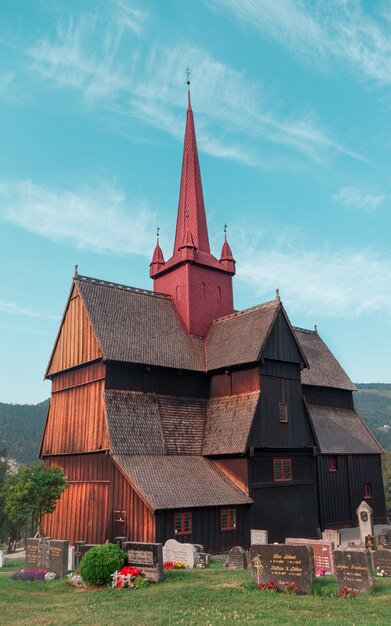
[
  {"left": 0, "top": 299, "right": 59, "bottom": 320},
  {"left": 333, "top": 186, "right": 385, "bottom": 212},
  {"left": 235, "top": 227, "right": 391, "bottom": 318},
  {"left": 208, "top": 0, "right": 391, "bottom": 88},
  {"left": 0, "top": 179, "right": 155, "bottom": 256},
  {"left": 0, "top": 323, "right": 53, "bottom": 335},
  {"left": 26, "top": 11, "right": 362, "bottom": 166}
]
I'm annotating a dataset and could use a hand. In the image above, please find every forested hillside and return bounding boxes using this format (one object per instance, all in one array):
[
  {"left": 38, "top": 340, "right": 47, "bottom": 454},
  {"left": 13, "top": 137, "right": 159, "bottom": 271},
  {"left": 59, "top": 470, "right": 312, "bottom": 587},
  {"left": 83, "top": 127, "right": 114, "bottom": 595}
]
[
  {"left": 0, "top": 384, "right": 390, "bottom": 465},
  {"left": 0, "top": 400, "right": 48, "bottom": 464}
]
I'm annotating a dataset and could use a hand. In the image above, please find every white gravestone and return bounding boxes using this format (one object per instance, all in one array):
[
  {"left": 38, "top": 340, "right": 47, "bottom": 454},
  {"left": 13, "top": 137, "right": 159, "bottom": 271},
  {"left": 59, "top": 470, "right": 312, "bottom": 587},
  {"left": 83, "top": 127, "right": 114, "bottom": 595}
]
[
  {"left": 357, "top": 501, "right": 374, "bottom": 546},
  {"left": 0, "top": 551, "right": 5, "bottom": 567},
  {"left": 68, "top": 546, "right": 75, "bottom": 572},
  {"left": 251, "top": 529, "right": 268, "bottom": 545},
  {"left": 163, "top": 539, "right": 199, "bottom": 568}
]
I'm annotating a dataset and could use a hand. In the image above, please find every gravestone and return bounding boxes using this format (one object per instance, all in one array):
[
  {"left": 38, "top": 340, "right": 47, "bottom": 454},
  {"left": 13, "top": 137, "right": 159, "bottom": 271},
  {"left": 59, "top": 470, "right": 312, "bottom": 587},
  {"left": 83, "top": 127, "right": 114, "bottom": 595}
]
[
  {"left": 163, "top": 539, "right": 199, "bottom": 568},
  {"left": 251, "top": 529, "right": 268, "bottom": 545},
  {"left": 0, "top": 551, "right": 5, "bottom": 567},
  {"left": 194, "top": 544, "right": 204, "bottom": 553},
  {"left": 356, "top": 501, "right": 374, "bottom": 546},
  {"left": 378, "top": 528, "right": 391, "bottom": 547},
  {"left": 286, "top": 538, "right": 335, "bottom": 574},
  {"left": 74, "top": 541, "right": 86, "bottom": 570},
  {"left": 68, "top": 546, "right": 75, "bottom": 572},
  {"left": 114, "top": 536, "right": 128, "bottom": 550},
  {"left": 228, "top": 546, "right": 247, "bottom": 569},
  {"left": 197, "top": 553, "right": 210, "bottom": 568},
  {"left": 322, "top": 529, "right": 341, "bottom": 547},
  {"left": 126, "top": 541, "right": 163, "bottom": 582},
  {"left": 334, "top": 548, "right": 374, "bottom": 595},
  {"left": 249, "top": 544, "right": 315, "bottom": 594},
  {"left": 25, "top": 538, "right": 68, "bottom": 577},
  {"left": 372, "top": 549, "right": 391, "bottom": 577},
  {"left": 365, "top": 535, "right": 376, "bottom": 550}
]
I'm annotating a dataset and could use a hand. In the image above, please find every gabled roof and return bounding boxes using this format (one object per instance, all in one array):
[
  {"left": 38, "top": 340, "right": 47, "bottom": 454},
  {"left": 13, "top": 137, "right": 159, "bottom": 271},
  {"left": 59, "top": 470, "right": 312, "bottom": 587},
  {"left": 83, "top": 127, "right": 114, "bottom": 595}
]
[
  {"left": 295, "top": 328, "right": 356, "bottom": 391},
  {"left": 203, "top": 392, "right": 260, "bottom": 455},
  {"left": 113, "top": 454, "right": 253, "bottom": 511},
  {"left": 205, "top": 300, "right": 280, "bottom": 371},
  {"left": 76, "top": 276, "right": 205, "bottom": 371},
  {"left": 306, "top": 403, "right": 383, "bottom": 454}
]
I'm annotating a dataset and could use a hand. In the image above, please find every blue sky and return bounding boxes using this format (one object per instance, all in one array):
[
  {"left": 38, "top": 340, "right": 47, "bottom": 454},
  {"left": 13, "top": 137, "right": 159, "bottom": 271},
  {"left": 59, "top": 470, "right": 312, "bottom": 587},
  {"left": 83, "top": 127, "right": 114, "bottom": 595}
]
[{"left": 0, "top": 0, "right": 390, "bottom": 403}]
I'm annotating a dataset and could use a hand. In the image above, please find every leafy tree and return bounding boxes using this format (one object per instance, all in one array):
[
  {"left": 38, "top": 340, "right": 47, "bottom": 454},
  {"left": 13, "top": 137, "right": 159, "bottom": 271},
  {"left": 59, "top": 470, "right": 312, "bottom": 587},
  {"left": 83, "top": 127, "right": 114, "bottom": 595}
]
[
  {"left": 1, "top": 460, "right": 68, "bottom": 536},
  {"left": 382, "top": 451, "right": 391, "bottom": 512}
]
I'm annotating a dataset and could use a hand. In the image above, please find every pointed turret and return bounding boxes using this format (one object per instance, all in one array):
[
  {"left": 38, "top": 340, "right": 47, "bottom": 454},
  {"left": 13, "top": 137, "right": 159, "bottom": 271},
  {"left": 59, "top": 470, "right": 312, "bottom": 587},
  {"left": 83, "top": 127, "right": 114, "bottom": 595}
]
[
  {"left": 219, "top": 229, "right": 236, "bottom": 275},
  {"left": 173, "top": 88, "right": 210, "bottom": 254},
  {"left": 150, "top": 234, "right": 165, "bottom": 277},
  {"left": 179, "top": 216, "right": 197, "bottom": 261}
]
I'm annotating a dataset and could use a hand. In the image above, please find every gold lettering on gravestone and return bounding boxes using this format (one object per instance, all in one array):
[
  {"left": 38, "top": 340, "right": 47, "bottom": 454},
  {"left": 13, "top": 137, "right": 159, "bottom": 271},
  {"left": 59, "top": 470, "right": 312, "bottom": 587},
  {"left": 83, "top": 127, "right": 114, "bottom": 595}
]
[
  {"left": 127, "top": 550, "right": 154, "bottom": 565},
  {"left": 251, "top": 555, "right": 265, "bottom": 584}
]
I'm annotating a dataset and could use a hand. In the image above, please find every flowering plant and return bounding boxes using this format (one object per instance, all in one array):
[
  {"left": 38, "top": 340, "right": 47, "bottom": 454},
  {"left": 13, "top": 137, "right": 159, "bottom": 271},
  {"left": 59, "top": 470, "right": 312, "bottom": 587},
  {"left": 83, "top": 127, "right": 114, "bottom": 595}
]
[
  {"left": 66, "top": 572, "right": 85, "bottom": 588},
  {"left": 283, "top": 582, "right": 300, "bottom": 595},
  {"left": 336, "top": 585, "right": 356, "bottom": 598},
  {"left": 258, "top": 581, "right": 278, "bottom": 592},
  {"left": 316, "top": 567, "right": 326, "bottom": 577},
  {"left": 44, "top": 572, "right": 57, "bottom": 581},
  {"left": 12, "top": 569, "right": 47, "bottom": 581},
  {"left": 376, "top": 567, "right": 388, "bottom": 577},
  {"left": 163, "top": 561, "right": 186, "bottom": 570},
  {"left": 111, "top": 565, "right": 148, "bottom": 589}
]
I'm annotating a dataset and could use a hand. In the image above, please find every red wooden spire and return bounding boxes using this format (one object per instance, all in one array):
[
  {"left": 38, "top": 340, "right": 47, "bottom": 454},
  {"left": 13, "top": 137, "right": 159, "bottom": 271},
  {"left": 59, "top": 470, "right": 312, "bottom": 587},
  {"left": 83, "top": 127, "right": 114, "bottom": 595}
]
[
  {"left": 149, "top": 232, "right": 165, "bottom": 277},
  {"left": 173, "top": 88, "right": 210, "bottom": 254}
]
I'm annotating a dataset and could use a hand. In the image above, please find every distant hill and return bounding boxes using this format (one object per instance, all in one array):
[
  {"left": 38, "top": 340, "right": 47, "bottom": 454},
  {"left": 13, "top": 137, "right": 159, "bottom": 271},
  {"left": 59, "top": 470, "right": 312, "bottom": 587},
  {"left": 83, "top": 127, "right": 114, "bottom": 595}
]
[
  {"left": 0, "top": 384, "right": 390, "bottom": 465},
  {"left": 0, "top": 400, "right": 48, "bottom": 464},
  {"left": 354, "top": 384, "right": 391, "bottom": 451}
]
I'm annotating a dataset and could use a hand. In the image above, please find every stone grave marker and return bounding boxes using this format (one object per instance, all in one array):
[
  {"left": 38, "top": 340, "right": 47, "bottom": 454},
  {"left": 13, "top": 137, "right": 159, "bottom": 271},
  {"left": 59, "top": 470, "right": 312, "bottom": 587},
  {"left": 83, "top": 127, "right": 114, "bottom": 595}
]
[
  {"left": 286, "top": 538, "right": 335, "bottom": 574},
  {"left": 251, "top": 529, "right": 268, "bottom": 545},
  {"left": 0, "top": 551, "right": 5, "bottom": 567},
  {"left": 114, "top": 536, "right": 128, "bottom": 550},
  {"left": 74, "top": 541, "right": 86, "bottom": 569},
  {"left": 249, "top": 544, "right": 315, "bottom": 594},
  {"left": 126, "top": 541, "right": 163, "bottom": 582},
  {"left": 372, "top": 549, "right": 391, "bottom": 577},
  {"left": 194, "top": 544, "right": 204, "bottom": 553},
  {"left": 48, "top": 540, "right": 69, "bottom": 578},
  {"left": 378, "top": 528, "right": 391, "bottom": 547},
  {"left": 163, "top": 538, "right": 199, "bottom": 568},
  {"left": 228, "top": 546, "right": 247, "bottom": 569},
  {"left": 25, "top": 538, "right": 68, "bottom": 577},
  {"left": 334, "top": 548, "right": 374, "bottom": 595},
  {"left": 197, "top": 553, "right": 210, "bottom": 568},
  {"left": 68, "top": 546, "right": 75, "bottom": 572},
  {"left": 365, "top": 535, "right": 376, "bottom": 550},
  {"left": 356, "top": 501, "right": 374, "bottom": 545},
  {"left": 322, "top": 529, "right": 341, "bottom": 547}
]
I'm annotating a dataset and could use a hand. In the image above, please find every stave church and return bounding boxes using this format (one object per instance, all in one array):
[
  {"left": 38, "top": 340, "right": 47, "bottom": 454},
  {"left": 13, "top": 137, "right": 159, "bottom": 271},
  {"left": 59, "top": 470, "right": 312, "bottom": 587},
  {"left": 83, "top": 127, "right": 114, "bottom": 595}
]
[{"left": 40, "top": 87, "right": 387, "bottom": 552}]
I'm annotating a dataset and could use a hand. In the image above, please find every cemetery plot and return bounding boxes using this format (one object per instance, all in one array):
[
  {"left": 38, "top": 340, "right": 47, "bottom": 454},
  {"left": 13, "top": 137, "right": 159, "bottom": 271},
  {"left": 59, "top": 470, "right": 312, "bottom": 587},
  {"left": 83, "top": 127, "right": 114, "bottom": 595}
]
[
  {"left": 227, "top": 546, "right": 247, "bottom": 569},
  {"left": 25, "top": 538, "right": 69, "bottom": 577},
  {"left": 249, "top": 544, "right": 315, "bottom": 594},
  {"left": 285, "top": 538, "right": 334, "bottom": 574},
  {"left": 372, "top": 549, "right": 391, "bottom": 577},
  {"left": 125, "top": 541, "right": 163, "bottom": 582},
  {"left": 334, "top": 548, "right": 374, "bottom": 595}
]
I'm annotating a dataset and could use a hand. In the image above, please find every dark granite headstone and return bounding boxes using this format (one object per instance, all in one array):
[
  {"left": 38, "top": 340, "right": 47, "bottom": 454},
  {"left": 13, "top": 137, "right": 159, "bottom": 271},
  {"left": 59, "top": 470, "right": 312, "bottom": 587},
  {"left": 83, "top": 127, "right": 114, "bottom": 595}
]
[
  {"left": 25, "top": 538, "right": 40, "bottom": 569},
  {"left": 74, "top": 541, "right": 86, "bottom": 570},
  {"left": 25, "top": 537, "right": 68, "bottom": 577},
  {"left": 197, "top": 553, "right": 210, "bottom": 568},
  {"left": 372, "top": 549, "right": 391, "bottom": 576},
  {"left": 378, "top": 529, "right": 391, "bottom": 547},
  {"left": 48, "top": 540, "right": 69, "bottom": 578},
  {"left": 114, "top": 537, "right": 128, "bottom": 550},
  {"left": 286, "top": 538, "right": 334, "bottom": 574},
  {"left": 334, "top": 548, "right": 374, "bottom": 595},
  {"left": 125, "top": 541, "right": 163, "bottom": 583},
  {"left": 228, "top": 546, "right": 247, "bottom": 569},
  {"left": 249, "top": 544, "right": 315, "bottom": 594}
]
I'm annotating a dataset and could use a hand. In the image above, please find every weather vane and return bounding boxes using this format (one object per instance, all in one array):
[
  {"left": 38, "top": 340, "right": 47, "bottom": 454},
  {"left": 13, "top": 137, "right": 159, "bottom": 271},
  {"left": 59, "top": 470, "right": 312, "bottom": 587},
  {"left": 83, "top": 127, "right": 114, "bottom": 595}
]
[
  {"left": 156, "top": 227, "right": 160, "bottom": 239},
  {"left": 186, "top": 67, "right": 191, "bottom": 86},
  {"left": 224, "top": 223, "right": 227, "bottom": 234}
]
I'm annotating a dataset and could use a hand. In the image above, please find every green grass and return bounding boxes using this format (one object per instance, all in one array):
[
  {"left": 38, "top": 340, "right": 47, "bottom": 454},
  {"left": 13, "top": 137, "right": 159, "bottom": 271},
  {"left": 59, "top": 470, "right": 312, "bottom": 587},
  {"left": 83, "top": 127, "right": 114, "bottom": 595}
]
[{"left": 1, "top": 559, "right": 391, "bottom": 625}]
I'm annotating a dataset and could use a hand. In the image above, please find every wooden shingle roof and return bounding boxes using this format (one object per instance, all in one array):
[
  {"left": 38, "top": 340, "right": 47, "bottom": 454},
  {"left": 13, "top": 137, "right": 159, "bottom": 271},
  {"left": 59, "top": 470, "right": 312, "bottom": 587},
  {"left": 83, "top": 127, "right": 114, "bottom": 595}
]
[
  {"left": 306, "top": 403, "right": 383, "bottom": 454},
  {"left": 295, "top": 328, "right": 356, "bottom": 391},
  {"left": 203, "top": 392, "right": 260, "bottom": 455},
  {"left": 113, "top": 454, "right": 253, "bottom": 511},
  {"left": 77, "top": 276, "right": 205, "bottom": 371}
]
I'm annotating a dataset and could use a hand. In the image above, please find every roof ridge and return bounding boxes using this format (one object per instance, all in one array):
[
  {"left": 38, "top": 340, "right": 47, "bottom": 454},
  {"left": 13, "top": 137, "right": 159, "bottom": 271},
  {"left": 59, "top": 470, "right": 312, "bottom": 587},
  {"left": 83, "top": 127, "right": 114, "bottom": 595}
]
[
  {"left": 293, "top": 326, "right": 316, "bottom": 335},
  {"left": 212, "top": 299, "right": 278, "bottom": 325},
  {"left": 77, "top": 275, "right": 171, "bottom": 300}
]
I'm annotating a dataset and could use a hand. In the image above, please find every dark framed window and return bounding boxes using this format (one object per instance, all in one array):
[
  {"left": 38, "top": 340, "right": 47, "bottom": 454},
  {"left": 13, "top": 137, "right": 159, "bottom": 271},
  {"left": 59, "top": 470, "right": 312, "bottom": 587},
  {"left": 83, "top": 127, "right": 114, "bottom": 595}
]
[
  {"left": 174, "top": 511, "right": 192, "bottom": 535},
  {"left": 329, "top": 456, "right": 338, "bottom": 472},
  {"left": 273, "top": 458, "right": 292, "bottom": 482},
  {"left": 221, "top": 508, "right": 237, "bottom": 531},
  {"left": 364, "top": 483, "right": 372, "bottom": 499},
  {"left": 279, "top": 403, "right": 288, "bottom": 423}
]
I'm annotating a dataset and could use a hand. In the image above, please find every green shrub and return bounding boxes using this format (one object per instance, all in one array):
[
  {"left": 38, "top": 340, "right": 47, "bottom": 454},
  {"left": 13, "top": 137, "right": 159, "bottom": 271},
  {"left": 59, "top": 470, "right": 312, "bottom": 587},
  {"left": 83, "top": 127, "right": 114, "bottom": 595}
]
[{"left": 80, "top": 544, "right": 126, "bottom": 586}]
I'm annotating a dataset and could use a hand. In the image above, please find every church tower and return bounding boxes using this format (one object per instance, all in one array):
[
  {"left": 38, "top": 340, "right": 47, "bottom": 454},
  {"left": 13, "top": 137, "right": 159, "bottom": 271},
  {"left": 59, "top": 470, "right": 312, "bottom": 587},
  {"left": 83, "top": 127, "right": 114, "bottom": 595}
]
[{"left": 150, "top": 88, "right": 235, "bottom": 337}]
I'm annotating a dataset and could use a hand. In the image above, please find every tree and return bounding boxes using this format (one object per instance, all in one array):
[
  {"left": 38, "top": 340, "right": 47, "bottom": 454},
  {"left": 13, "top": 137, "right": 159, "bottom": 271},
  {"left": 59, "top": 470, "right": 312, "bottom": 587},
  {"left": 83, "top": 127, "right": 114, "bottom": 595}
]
[
  {"left": 1, "top": 460, "right": 68, "bottom": 536},
  {"left": 382, "top": 451, "right": 391, "bottom": 513}
]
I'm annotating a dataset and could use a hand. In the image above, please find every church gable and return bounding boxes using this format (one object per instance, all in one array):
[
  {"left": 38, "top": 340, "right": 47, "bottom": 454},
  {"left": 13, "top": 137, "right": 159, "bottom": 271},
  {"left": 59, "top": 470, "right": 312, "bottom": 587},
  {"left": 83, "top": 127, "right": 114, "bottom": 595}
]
[
  {"left": 46, "top": 283, "right": 102, "bottom": 377},
  {"left": 262, "top": 307, "right": 308, "bottom": 365}
]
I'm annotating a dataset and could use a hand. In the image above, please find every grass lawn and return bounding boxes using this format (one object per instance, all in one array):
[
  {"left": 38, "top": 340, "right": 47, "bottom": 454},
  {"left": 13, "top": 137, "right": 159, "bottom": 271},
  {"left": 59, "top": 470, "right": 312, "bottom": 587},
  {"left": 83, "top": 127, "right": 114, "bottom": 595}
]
[{"left": 1, "top": 558, "right": 391, "bottom": 625}]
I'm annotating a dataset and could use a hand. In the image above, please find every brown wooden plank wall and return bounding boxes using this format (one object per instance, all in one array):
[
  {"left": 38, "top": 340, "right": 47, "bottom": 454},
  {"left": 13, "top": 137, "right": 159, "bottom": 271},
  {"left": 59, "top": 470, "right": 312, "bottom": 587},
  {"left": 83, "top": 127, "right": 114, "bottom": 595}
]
[
  {"left": 112, "top": 466, "right": 156, "bottom": 543},
  {"left": 41, "top": 379, "right": 109, "bottom": 455},
  {"left": 212, "top": 458, "right": 249, "bottom": 494},
  {"left": 52, "top": 362, "right": 105, "bottom": 393},
  {"left": 47, "top": 285, "right": 102, "bottom": 376},
  {"left": 210, "top": 367, "right": 259, "bottom": 397}
]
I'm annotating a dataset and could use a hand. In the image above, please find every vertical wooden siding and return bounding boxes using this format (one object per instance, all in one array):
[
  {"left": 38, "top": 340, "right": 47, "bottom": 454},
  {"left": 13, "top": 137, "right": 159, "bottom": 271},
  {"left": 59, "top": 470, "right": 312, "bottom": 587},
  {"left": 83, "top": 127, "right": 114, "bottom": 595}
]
[
  {"left": 47, "top": 285, "right": 102, "bottom": 376},
  {"left": 41, "top": 378, "right": 109, "bottom": 454},
  {"left": 112, "top": 466, "right": 156, "bottom": 543},
  {"left": 52, "top": 362, "right": 105, "bottom": 392}
]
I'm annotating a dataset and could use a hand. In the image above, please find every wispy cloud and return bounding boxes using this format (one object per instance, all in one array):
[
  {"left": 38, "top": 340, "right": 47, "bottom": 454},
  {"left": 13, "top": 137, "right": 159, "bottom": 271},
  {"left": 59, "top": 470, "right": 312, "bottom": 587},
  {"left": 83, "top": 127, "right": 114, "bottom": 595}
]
[
  {"left": 235, "top": 224, "right": 391, "bottom": 318},
  {"left": 0, "top": 179, "right": 155, "bottom": 255},
  {"left": 26, "top": 8, "right": 361, "bottom": 166},
  {"left": 0, "top": 322, "right": 52, "bottom": 335},
  {"left": 208, "top": 0, "right": 391, "bottom": 88},
  {"left": 333, "top": 186, "right": 385, "bottom": 213},
  {"left": 0, "top": 299, "right": 59, "bottom": 320}
]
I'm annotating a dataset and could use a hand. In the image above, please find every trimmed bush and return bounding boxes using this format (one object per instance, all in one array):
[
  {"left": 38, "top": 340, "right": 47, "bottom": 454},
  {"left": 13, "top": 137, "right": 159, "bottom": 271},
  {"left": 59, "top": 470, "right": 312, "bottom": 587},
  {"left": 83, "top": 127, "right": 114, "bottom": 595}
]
[{"left": 80, "top": 544, "right": 127, "bottom": 586}]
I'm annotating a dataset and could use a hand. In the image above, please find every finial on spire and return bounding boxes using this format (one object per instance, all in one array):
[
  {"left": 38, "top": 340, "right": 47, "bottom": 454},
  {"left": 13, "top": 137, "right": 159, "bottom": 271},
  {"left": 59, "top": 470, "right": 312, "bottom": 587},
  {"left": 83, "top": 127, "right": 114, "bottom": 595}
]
[
  {"left": 186, "top": 67, "right": 191, "bottom": 110},
  {"left": 224, "top": 223, "right": 227, "bottom": 240},
  {"left": 156, "top": 226, "right": 160, "bottom": 240},
  {"left": 186, "top": 67, "right": 190, "bottom": 86},
  {"left": 275, "top": 288, "right": 280, "bottom": 302},
  {"left": 74, "top": 264, "right": 78, "bottom": 279},
  {"left": 314, "top": 324, "right": 318, "bottom": 334}
]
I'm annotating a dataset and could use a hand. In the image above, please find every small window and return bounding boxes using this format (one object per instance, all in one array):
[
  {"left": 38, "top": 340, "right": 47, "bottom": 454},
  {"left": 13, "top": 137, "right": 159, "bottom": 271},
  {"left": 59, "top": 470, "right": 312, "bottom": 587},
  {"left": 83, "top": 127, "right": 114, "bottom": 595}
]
[
  {"left": 202, "top": 282, "right": 206, "bottom": 299},
  {"left": 174, "top": 511, "right": 192, "bottom": 535},
  {"left": 279, "top": 403, "right": 288, "bottom": 423},
  {"left": 364, "top": 483, "right": 372, "bottom": 499},
  {"left": 273, "top": 458, "right": 292, "bottom": 482},
  {"left": 217, "top": 286, "right": 221, "bottom": 303},
  {"left": 329, "top": 456, "right": 338, "bottom": 472},
  {"left": 221, "top": 508, "right": 237, "bottom": 531}
]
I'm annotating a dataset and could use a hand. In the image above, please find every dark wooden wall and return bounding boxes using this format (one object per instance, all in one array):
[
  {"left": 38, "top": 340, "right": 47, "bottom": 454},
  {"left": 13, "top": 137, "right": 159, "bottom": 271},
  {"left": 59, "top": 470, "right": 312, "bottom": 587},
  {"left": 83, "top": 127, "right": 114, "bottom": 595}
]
[
  {"left": 303, "top": 386, "right": 354, "bottom": 409},
  {"left": 249, "top": 450, "right": 319, "bottom": 542},
  {"left": 156, "top": 505, "right": 251, "bottom": 553},
  {"left": 263, "top": 310, "right": 304, "bottom": 364}
]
